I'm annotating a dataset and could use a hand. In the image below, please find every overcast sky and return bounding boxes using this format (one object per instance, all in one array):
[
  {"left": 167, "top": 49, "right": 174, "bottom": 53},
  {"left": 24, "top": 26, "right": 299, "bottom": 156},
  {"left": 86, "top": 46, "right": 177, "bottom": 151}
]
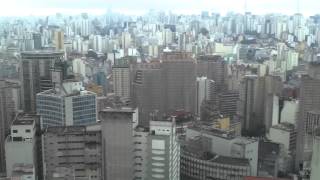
[{"left": 0, "top": 0, "right": 319, "bottom": 16}]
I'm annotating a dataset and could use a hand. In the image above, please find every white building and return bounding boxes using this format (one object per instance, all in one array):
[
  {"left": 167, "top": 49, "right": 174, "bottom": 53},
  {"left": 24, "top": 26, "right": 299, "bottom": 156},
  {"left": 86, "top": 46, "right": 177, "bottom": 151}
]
[
  {"left": 5, "top": 113, "right": 37, "bottom": 177},
  {"left": 196, "top": 77, "right": 215, "bottom": 116},
  {"left": 186, "top": 126, "right": 259, "bottom": 176},
  {"left": 269, "top": 122, "right": 297, "bottom": 154},
  {"left": 145, "top": 117, "right": 180, "bottom": 180}
]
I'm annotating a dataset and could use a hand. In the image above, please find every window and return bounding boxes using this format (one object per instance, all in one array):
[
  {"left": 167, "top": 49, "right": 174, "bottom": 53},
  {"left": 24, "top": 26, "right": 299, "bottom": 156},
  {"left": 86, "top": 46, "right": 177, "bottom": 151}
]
[
  {"left": 25, "top": 129, "right": 31, "bottom": 133},
  {"left": 12, "top": 130, "right": 18, "bottom": 133}
]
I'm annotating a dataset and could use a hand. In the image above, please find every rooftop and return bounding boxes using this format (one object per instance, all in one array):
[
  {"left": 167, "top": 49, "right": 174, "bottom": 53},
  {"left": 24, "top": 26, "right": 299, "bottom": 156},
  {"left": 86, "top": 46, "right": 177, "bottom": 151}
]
[
  {"left": 21, "top": 50, "right": 64, "bottom": 56},
  {"left": 271, "top": 122, "right": 295, "bottom": 131},
  {"left": 100, "top": 107, "right": 136, "bottom": 113},
  {"left": 45, "top": 126, "right": 86, "bottom": 135},
  {"left": 13, "top": 113, "right": 37, "bottom": 126}
]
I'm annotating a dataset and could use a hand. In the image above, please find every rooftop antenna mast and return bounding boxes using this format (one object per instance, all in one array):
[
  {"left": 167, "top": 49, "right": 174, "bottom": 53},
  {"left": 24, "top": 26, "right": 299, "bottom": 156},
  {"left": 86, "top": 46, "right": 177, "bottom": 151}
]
[{"left": 297, "top": 0, "right": 300, "bottom": 14}]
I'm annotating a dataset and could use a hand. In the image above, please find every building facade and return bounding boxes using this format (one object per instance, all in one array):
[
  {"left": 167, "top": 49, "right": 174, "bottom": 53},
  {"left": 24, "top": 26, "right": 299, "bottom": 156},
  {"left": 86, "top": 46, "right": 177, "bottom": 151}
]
[{"left": 42, "top": 125, "right": 102, "bottom": 180}]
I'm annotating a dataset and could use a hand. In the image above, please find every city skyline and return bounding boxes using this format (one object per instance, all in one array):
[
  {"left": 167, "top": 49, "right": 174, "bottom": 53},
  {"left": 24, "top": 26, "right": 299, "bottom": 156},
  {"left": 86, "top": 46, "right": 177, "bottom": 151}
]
[{"left": 0, "top": 0, "right": 319, "bottom": 17}]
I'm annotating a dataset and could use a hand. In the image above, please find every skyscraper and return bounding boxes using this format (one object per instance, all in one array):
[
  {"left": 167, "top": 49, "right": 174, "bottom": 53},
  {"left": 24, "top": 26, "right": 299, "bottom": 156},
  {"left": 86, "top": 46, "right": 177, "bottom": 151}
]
[
  {"left": 20, "top": 51, "right": 64, "bottom": 113},
  {"left": 0, "top": 80, "right": 20, "bottom": 175},
  {"left": 161, "top": 51, "right": 196, "bottom": 115},
  {"left": 238, "top": 75, "right": 266, "bottom": 136},
  {"left": 197, "top": 55, "right": 227, "bottom": 92},
  {"left": 296, "top": 62, "right": 320, "bottom": 170},
  {"left": 112, "top": 57, "right": 136, "bottom": 100},
  {"left": 54, "top": 30, "right": 64, "bottom": 51},
  {"left": 133, "top": 63, "right": 163, "bottom": 126}
]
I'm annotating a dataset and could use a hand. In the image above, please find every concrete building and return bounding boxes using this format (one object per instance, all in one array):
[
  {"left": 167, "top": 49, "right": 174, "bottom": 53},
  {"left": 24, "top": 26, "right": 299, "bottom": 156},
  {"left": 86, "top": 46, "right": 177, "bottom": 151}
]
[
  {"left": 132, "top": 63, "right": 163, "bottom": 126},
  {"left": 196, "top": 77, "right": 215, "bottom": 116},
  {"left": 296, "top": 62, "right": 320, "bottom": 170},
  {"left": 237, "top": 75, "right": 266, "bottom": 136},
  {"left": 5, "top": 113, "right": 38, "bottom": 178},
  {"left": 20, "top": 51, "right": 64, "bottom": 113},
  {"left": 180, "top": 136, "right": 251, "bottom": 180},
  {"left": 42, "top": 125, "right": 102, "bottom": 180},
  {"left": 161, "top": 51, "right": 196, "bottom": 115},
  {"left": 0, "top": 80, "right": 20, "bottom": 175},
  {"left": 37, "top": 80, "right": 97, "bottom": 129},
  {"left": 269, "top": 122, "right": 297, "bottom": 155},
  {"left": 54, "top": 30, "right": 64, "bottom": 51},
  {"left": 186, "top": 125, "right": 259, "bottom": 176},
  {"left": 99, "top": 107, "right": 137, "bottom": 180},
  {"left": 145, "top": 117, "right": 180, "bottom": 180},
  {"left": 197, "top": 55, "right": 227, "bottom": 92},
  {"left": 112, "top": 59, "right": 131, "bottom": 99},
  {"left": 133, "top": 126, "right": 149, "bottom": 180},
  {"left": 218, "top": 91, "right": 239, "bottom": 118}
]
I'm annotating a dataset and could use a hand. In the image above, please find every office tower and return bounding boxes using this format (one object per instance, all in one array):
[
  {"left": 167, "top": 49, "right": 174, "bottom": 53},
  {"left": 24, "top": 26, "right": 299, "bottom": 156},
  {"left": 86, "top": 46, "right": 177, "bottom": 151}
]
[
  {"left": 133, "top": 63, "right": 163, "bottom": 126},
  {"left": 121, "top": 32, "right": 132, "bottom": 51},
  {"left": 93, "top": 35, "right": 102, "bottom": 52},
  {"left": 296, "top": 62, "right": 320, "bottom": 170},
  {"left": 99, "top": 107, "right": 137, "bottom": 180},
  {"left": 197, "top": 55, "right": 227, "bottom": 92},
  {"left": 20, "top": 51, "right": 64, "bottom": 113},
  {"left": 42, "top": 125, "right": 102, "bottom": 180},
  {"left": 145, "top": 117, "right": 180, "bottom": 180},
  {"left": 33, "top": 33, "right": 42, "bottom": 50},
  {"left": 161, "top": 51, "right": 196, "bottom": 115},
  {"left": 264, "top": 75, "right": 283, "bottom": 131},
  {"left": 54, "top": 30, "right": 64, "bottom": 51},
  {"left": 196, "top": 77, "right": 215, "bottom": 116},
  {"left": 112, "top": 57, "right": 133, "bottom": 100},
  {"left": 310, "top": 128, "right": 320, "bottom": 180},
  {"left": 80, "top": 19, "right": 90, "bottom": 37},
  {"left": 238, "top": 75, "right": 266, "bottom": 136},
  {"left": 0, "top": 80, "right": 20, "bottom": 175},
  {"left": 37, "top": 80, "right": 97, "bottom": 129},
  {"left": 218, "top": 91, "right": 239, "bottom": 118},
  {"left": 5, "top": 113, "right": 38, "bottom": 178}
]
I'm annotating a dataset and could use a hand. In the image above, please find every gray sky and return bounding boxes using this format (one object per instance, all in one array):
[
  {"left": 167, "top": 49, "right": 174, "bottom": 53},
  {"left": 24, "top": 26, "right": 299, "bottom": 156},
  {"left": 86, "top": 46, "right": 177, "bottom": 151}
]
[{"left": 0, "top": 0, "right": 319, "bottom": 16}]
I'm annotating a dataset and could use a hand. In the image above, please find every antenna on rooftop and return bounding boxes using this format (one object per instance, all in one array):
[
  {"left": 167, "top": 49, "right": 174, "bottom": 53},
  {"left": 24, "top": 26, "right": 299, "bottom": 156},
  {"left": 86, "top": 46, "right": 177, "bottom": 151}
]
[
  {"left": 297, "top": 0, "right": 300, "bottom": 14},
  {"left": 244, "top": 0, "right": 248, "bottom": 13}
]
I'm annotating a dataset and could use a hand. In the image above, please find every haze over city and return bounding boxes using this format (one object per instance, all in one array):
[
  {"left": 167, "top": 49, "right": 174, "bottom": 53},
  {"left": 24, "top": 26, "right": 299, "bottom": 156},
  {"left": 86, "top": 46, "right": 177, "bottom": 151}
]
[{"left": 0, "top": 0, "right": 319, "bottom": 16}]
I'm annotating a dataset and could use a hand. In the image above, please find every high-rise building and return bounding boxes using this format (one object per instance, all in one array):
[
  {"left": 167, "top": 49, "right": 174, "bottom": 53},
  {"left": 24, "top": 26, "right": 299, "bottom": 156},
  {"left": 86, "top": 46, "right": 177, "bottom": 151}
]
[
  {"left": 145, "top": 117, "right": 180, "bottom": 180},
  {"left": 133, "top": 63, "right": 163, "bottom": 126},
  {"left": 5, "top": 113, "right": 38, "bottom": 178},
  {"left": 238, "top": 75, "right": 266, "bottom": 136},
  {"left": 54, "top": 30, "right": 64, "bottom": 51},
  {"left": 196, "top": 77, "right": 215, "bottom": 116},
  {"left": 112, "top": 57, "right": 136, "bottom": 100},
  {"left": 20, "top": 51, "right": 64, "bottom": 113},
  {"left": 36, "top": 80, "right": 97, "bottom": 129},
  {"left": 161, "top": 51, "right": 196, "bottom": 115},
  {"left": 218, "top": 91, "right": 239, "bottom": 118},
  {"left": 99, "top": 107, "right": 137, "bottom": 180},
  {"left": 42, "top": 125, "right": 102, "bottom": 180},
  {"left": 197, "top": 55, "right": 227, "bottom": 92},
  {"left": 0, "top": 80, "right": 20, "bottom": 175},
  {"left": 296, "top": 62, "right": 320, "bottom": 170}
]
